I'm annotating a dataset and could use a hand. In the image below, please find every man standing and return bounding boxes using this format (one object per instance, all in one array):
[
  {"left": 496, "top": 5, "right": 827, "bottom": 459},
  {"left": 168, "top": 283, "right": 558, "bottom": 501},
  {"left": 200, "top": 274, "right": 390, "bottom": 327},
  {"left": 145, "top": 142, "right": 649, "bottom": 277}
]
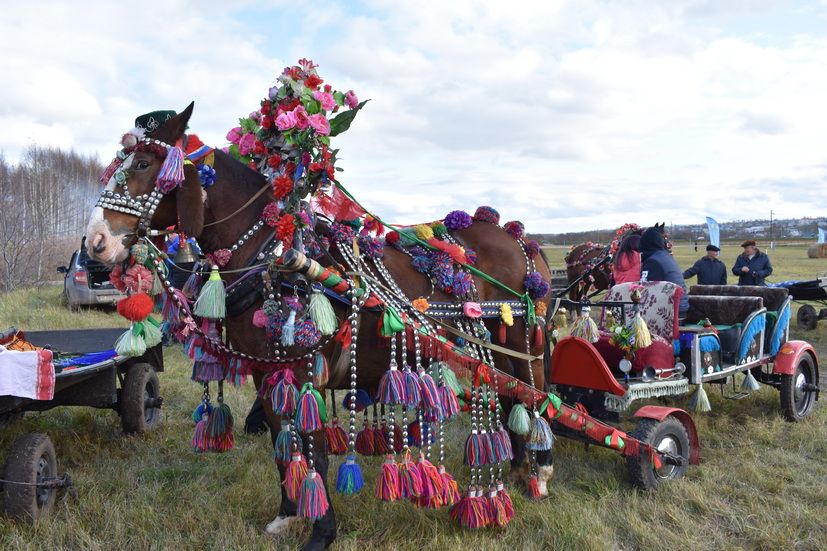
[
  {"left": 684, "top": 244, "right": 727, "bottom": 285},
  {"left": 732, "top": 240, "right": 773, "bottom": 286}
]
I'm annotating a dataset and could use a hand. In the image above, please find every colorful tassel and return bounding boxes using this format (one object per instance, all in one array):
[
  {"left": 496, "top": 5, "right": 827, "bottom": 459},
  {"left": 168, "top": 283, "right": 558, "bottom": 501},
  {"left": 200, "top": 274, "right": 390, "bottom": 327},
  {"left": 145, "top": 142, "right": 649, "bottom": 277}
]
[
  {"left": 414, "top": 455, "right": 443, "bottom": 507},
  {"left": 284, "top": 454, "right": 308, "bottom": 502},
  {"left": 450, "top": 489, "right": 489, "bottom": 529},
  {"left": 274, "top": 422, "right": 293, "bottom": 464},
  {"left": 336, "top": 455, "right": 364, "bottom": 495},
  {"left": 527, "top": 475, "right": 541, "bottom": 499},
  {"left": 527, "top": 412, "right": 554, "bottom": 451},
  {"left": 498, "top": 482, "right": 514, "bottom": 520},
  {"left": 377, "top": 368, "right": 406, "bottom": 405},
  {"left": 397, "top": 455, "right": 423, "bottom": 498},
  {"left": 298, "top": 470, "right": 330, "bottom": 520},
  {"left": 439, "top": 364, "right": 463, "bottom": 395},
  {"left": 207, "top": 402, "right": 234, "bottom": 452},
  {"left": 182, "top": 270, "right": 203, "bottom": 299},
  {"left": 313, "top": 353, "right": 329, "bottom": 387},
  {"left": 193, "top": 266, "right": 226, "bottom": 319},
  {"left": 355, "top": 426, "right": 375, "bottom": 456},
  {"left": 439, "top": 385, "right": 460, "bottom": 420},
  {"left": 491, "top": 428, "right": 514, "bottom": 462},
  {"left": 507, "top": 403, "right": 531, "bottom": 435},
  {"left": 464, "top": 430, "right": 493, "bottom": 466},
  {"left": 439, "top": 465, "right": 460, "bottom": 507},
  {"left": 488, "top": 488, "right": 509, "bottom": 528},
  {"left": 375, "top": 456, "right": 401, "bottom": 502},
  {"left": 295, "top": 383, "right": 327, "bottom": 433},
  {"left": 402, "top": 369, "right": 422, "bottom": 409},
  {"left": 308, "top": 288, "right": 338, "bottom": 335},
  {"left": 418, "top": 369, "right": 441, "bottom": 417},
  {"left": 191, "top": 402, "right": 212, "bottom": 423},
  {"left": 570, "top": 311, "right": 599, "bottom": 343},
  {"left": 325, "top": 420, "right": 348, "bottom": 455},
  {"left": 271, "top": 370, "right": 298, "bottom": 416},
  {"left": 191, "top": 415, "right": 210, "bottom": 452},
  {"left": 156, "top": 144, "right": 185, "bottom": 192}
]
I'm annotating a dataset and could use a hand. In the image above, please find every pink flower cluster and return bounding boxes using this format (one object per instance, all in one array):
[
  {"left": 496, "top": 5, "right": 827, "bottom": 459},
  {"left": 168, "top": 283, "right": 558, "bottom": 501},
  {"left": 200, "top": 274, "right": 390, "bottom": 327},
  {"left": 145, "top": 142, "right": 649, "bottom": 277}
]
[{"left": 275, "top": 105, "right": 330, "bottom": 135}]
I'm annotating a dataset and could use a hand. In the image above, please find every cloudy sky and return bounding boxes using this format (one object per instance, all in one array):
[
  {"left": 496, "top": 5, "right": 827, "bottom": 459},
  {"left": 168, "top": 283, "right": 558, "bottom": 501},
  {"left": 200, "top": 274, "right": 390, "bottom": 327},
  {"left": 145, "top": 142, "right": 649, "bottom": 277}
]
[{"left": 2, "top": 0, "right": 827, "bottom": 232}]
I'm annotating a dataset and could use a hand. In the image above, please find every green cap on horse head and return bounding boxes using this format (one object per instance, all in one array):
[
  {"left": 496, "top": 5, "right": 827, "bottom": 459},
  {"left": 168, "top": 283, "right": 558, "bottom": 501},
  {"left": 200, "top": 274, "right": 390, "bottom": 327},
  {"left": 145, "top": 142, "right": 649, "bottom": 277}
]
[{"left": 134, "top": 110, "right": 177, "bottom": 134}]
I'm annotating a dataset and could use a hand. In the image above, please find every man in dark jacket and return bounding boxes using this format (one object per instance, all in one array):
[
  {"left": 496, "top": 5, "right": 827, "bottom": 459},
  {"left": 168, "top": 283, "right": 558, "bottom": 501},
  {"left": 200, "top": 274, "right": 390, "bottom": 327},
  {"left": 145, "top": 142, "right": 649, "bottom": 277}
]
[
  {"left": 732, "top": 240, "right": 773, "bottom": 285},
  {"left": 683, "top": 244, "right": 727, "bottom": 285},
  {"left": 639, "top": 224, "right": 689, "bottom": 317}
]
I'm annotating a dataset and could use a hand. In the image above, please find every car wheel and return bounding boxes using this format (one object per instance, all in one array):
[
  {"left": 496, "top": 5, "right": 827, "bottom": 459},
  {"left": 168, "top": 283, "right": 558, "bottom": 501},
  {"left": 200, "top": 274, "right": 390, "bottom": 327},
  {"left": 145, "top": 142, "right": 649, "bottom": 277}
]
[
  {"left": 626, "top": 417, "right": 691, "bottom": 490},
  {"left": 780, "top": 354, "right": 818, "bottom": 422}
]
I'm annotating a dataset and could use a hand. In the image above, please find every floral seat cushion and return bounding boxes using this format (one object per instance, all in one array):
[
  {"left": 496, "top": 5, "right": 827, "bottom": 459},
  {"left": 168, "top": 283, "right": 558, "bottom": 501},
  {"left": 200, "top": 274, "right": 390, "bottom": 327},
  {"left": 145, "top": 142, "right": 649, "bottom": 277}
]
[{"left": 601, "top": 281, "right": 682, "bottom": 342}]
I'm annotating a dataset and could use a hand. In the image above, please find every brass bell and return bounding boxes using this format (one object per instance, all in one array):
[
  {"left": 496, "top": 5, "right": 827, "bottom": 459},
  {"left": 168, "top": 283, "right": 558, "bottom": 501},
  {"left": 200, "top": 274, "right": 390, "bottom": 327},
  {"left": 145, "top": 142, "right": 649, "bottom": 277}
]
[{"left": 173, "top": 238, "right": 199, "bottom": 264}]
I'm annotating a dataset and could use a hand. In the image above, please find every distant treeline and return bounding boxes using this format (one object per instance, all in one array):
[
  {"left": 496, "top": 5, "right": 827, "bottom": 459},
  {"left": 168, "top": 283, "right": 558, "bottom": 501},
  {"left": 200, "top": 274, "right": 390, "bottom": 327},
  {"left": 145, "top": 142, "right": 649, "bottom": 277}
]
[
  {"left": 0, "top": 147, "right": 103, "bottom": 291},
  {"left": 533, "top": 218, "right": 827, "bottom": 246}
]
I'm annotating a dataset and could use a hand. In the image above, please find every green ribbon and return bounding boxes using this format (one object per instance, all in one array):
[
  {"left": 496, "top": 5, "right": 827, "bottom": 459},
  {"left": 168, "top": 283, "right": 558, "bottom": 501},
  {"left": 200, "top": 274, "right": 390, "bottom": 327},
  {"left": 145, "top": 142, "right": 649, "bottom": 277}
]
[
  {"left": 380, "top": 306, "right": 405, "bottom": 336},
  {"left": 540, "top": 392, "right": 563, "bottom": 419}
]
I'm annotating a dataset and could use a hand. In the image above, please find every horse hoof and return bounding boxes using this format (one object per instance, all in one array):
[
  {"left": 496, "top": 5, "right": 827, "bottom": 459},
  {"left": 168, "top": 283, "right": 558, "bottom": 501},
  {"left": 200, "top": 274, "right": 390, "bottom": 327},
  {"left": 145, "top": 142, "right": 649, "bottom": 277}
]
[
  {"left": 536, "top": 464, "right": 554, "bottom": 497},
  {"left": 264, "top": 514, "right": 300, "bottom": 536}
]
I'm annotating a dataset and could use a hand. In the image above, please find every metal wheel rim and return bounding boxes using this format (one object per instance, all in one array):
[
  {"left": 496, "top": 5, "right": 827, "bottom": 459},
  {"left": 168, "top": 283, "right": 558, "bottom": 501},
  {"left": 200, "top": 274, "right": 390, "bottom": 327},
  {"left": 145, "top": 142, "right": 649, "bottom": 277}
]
[
  {"left": 35, "top": 455, "right": 53, "bottom": 508},
  {"left": 793, "top": 365, "right": 813, "bottom": 415},
  {"left": 655, "top": 435, "right": 681, "bottom": 479}
]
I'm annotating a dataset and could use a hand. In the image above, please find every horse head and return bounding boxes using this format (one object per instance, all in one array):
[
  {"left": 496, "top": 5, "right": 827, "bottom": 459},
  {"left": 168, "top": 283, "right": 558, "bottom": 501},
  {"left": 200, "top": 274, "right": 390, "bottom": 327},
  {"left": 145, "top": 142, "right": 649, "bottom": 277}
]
[{"left": 86, "top": 102, "right": 204, "bottom": 264}]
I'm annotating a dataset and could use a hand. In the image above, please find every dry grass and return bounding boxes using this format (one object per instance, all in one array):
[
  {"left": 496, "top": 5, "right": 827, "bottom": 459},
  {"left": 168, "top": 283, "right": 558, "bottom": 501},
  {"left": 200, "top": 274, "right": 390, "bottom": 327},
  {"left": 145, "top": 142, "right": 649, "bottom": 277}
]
[{"left": 1, "top": 245, "right": 826, "bottom": 550}]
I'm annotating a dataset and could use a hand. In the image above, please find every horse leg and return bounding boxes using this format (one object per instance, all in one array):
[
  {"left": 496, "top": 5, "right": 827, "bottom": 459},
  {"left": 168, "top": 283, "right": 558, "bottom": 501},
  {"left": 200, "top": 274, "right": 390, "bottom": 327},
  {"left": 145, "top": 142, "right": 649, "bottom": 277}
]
[
  {"left": 264, "top": 460, "right": 301, "bottom": 536},
  {"left": 302, "top": 429, "right": 337, "bottom": 551}
]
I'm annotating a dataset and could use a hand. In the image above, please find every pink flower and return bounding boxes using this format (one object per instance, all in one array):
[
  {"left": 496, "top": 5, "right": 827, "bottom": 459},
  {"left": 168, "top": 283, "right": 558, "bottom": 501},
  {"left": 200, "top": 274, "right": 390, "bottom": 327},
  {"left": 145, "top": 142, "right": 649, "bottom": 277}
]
[
  {"left": 275, "top": 110, "right": 297, "bottom": 131},
  {"left": 238, "top": 132, "right": 257, "bottom": 156},
  {"left": 226, "top": 126, "right": 242, "bottom": 144},
  {"left": 308, "top": 114, "right": 330, "bottom": 135},
  {"left": 312, "top": 91, "right": 336, "bottom": 111},
  {"left": 345, "top": 90, "right": 359, "bottom": 109},
  {"left": 292, "top": 106, "right": 309, "bottom": 130}
]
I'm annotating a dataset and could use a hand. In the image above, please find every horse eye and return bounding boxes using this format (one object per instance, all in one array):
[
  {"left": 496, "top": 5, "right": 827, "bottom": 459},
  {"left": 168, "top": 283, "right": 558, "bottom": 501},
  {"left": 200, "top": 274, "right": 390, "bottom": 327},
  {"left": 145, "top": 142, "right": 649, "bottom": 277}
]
[{"left": 135, "top": 160, "right": 151, "bottom": 170}]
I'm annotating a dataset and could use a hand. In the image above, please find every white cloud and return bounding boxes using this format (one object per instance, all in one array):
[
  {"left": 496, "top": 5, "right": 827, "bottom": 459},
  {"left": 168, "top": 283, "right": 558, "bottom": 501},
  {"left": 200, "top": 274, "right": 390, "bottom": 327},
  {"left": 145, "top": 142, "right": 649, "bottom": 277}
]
[{"left": 1, "top": 0, "right": 826, "bottom": 232}]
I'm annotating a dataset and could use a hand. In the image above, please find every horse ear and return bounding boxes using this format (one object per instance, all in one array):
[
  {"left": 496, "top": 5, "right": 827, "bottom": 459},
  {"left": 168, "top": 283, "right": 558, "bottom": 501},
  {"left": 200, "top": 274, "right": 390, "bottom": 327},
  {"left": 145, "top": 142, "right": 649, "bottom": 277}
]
[
  {"left": 176, "top": 162, "right": 204, "bottom": 238},
  {"left": 156, "top": 102, "right": 195, "bottom": 143}
]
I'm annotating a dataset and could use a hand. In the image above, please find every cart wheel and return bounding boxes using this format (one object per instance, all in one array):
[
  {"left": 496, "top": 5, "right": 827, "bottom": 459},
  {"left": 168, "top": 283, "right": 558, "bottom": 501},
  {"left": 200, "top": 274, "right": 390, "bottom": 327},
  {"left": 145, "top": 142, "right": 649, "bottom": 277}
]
[
  {"left": 796, "top": 305, "right": 818, "bottom": 330},
  {"left": 121, "top": 363, "right": 161, "bottom": 434},
  {"left": 626, "top": 417, "right": 690, "bottom": 490},
  {"left": 2, "top": 433, "right": 57, "bottom": 521},
  {"left": 780, "top": 354, "right": 817, "bottom": 422}
]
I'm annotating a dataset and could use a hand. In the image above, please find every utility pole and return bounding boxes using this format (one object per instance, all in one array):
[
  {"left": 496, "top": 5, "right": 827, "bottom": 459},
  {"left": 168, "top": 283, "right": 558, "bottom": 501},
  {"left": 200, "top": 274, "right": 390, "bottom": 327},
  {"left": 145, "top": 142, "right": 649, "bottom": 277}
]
[{"left": 770, "top": 210, "right": 774, "bottom": 249}]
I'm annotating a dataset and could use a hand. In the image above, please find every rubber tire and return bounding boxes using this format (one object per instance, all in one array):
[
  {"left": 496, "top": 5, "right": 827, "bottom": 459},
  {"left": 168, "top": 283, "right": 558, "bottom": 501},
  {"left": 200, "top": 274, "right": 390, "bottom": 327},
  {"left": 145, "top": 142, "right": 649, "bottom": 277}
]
[
  {"left": 2, "top": 433, "right": 57, "bottom": 521},
  {"left": 796, "top": 304, "right": 817, "bottom": 330},
  {"left": 626, "top": 417, "right": 690, "bottom": 490},
  {"left": 780, "top": 354, "right": 817, "bottom": 422},
  {"left": 121, "top": 363, "right": 161, "bottom": 434}
]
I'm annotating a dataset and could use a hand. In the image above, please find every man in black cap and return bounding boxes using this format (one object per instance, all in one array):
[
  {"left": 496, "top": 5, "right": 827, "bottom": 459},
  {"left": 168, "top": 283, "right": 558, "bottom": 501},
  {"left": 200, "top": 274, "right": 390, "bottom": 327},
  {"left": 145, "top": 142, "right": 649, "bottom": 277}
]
[
  {"left": 732, "top": 240, "right": 773, "bottom": 285},
  {"left": 683, "top": 244, "right": 727, "bottom": 285}
]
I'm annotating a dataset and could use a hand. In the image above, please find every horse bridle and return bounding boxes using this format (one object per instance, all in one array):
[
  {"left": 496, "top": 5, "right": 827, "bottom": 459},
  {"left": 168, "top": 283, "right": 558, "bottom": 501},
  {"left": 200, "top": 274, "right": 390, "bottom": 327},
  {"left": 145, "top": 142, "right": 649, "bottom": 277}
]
[{"left": 95, "top": 136, "right": 175, "bottom": 237}]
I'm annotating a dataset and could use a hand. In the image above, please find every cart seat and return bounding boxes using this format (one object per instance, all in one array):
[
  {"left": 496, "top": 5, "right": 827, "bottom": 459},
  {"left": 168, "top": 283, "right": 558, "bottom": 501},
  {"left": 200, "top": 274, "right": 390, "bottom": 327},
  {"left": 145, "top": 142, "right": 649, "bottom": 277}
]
[
  {"left": 684, "top": 295, "right": 764, "bottom": 326},
  {"left": 689, "top": 285, "right": 788, "bottom": 313}
]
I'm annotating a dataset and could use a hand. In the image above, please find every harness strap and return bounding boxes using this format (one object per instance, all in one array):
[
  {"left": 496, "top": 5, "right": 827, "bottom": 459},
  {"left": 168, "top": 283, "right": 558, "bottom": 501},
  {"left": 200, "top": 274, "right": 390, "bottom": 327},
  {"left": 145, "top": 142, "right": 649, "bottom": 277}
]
[{"left": 202, "top": 180, "right": 272, "bottom": 228}]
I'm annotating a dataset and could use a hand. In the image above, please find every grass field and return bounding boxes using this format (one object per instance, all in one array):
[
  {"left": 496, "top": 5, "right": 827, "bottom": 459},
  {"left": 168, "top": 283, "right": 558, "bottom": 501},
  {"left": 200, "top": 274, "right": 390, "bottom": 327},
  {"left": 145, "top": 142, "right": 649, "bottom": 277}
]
[{"left": 0, "top": 244, "right": 826, "bottom": 550}]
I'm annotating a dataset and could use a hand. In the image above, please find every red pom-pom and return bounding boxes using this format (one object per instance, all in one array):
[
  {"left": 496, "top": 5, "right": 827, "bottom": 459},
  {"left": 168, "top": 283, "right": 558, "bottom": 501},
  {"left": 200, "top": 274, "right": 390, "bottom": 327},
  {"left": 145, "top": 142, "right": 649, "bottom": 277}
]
[
  {"left": 117, "top": 293, "right": 154, "bottom": 321},
  {"left": 385, "top": 231, "right": 400, "bottom": 245}
]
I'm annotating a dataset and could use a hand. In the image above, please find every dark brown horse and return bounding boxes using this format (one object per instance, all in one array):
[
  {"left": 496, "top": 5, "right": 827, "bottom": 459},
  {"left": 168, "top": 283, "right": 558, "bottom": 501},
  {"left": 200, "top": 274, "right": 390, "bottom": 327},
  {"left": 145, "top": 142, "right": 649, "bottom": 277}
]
[
  {"left": 563, "top": 242, "right": 611, "bottom": 302},
  {"left": 86, "top": 104, "right": 553, "bottom": 550}
]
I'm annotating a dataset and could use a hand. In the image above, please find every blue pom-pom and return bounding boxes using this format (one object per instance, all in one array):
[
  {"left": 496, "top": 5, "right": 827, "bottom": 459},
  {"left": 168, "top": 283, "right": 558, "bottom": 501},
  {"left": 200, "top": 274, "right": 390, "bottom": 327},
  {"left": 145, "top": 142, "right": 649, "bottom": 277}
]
[{"left": 342, "top": 388, "right": 373, "bottom": 412}]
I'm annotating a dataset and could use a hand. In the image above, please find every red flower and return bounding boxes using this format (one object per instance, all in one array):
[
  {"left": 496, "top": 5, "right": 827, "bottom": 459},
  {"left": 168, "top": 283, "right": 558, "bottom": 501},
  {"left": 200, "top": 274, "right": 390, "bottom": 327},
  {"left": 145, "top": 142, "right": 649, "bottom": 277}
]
[
  {"left": 260, "top": 102, "right": 271, "bottom": 115},
  {"left": 267, "top": 155, "right": 281, "bottom": 169},
  {"left": 285, "top": 161, "right": 297, "bottom": 176},
  {"left": 276, "top": 213, "right": 296, "bottom": 249},
  {"left": 304, "top": 74, "right": 323, "bottom": 90},
  {"left": 308, "top": 161, "right": 324, "bottom": 173},
  {"left": 281, "top": 98, "right": 300, "bottom": 113},
  {"left": 324, "top": 84, "right": 332, "bottom": 93},
  {"left": 260, "top": 115, "right": 273, "bottom": 130},
  {"left": 262, "top": 202, "right": 281, "bottom": 227},
  {"left": 253, "top": 141, "right": 267, "bottom": 156},
  {"left": 286, "top": 66, "right": 302, "bottom": 81},
  {"left": 273, "top": 174, "right": 293, "bottom": 199}
]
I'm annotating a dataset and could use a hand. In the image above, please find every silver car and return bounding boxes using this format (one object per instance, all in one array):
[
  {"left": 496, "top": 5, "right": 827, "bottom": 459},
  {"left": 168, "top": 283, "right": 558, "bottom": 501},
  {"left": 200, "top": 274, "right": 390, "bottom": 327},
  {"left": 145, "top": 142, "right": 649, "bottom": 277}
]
[{"left": 57, "top": 241, "right": 125, "bottom": 309}]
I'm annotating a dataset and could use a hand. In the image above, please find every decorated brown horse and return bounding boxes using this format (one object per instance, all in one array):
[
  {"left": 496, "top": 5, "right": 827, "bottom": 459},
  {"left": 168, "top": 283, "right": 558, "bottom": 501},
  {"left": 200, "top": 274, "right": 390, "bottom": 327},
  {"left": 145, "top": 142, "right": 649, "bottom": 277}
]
[
  {"left": 86, "top": 62, "right": 554, "bottom": 550},
  {"left": 563, "top": 224, "right": 644, "bottom": 303}
]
